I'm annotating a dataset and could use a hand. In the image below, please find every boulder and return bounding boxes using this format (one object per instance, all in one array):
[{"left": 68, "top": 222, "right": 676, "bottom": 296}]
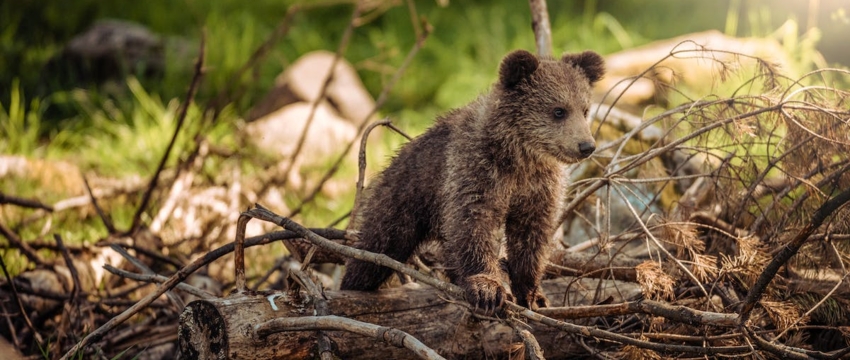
[
  {"left": 44, "top": 20, "right": 164, "bottom": 86},
  {"left": 248, "top": 50, "right": 376, "bottom": 125}
]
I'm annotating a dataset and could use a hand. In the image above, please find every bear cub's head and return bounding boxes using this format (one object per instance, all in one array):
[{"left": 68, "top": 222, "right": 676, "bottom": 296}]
[{"left": 494, "top": 49, "right": 604, "bottom": 164}]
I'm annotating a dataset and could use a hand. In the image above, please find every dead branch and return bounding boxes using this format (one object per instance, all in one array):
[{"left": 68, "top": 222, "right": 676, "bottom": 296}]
[
  {"left": 547, "top": 248, "right": 641, "bottom": 282},
  {"left": 102, "top": 265, "right": 214, "bottom": 300},
  {"left": 255, "top": 315, "right": 446, "bottom": 360},
  {"left": 527, "top": 0, "right": 553, "bottom": 57},
  {"left": 128, "top": 31, "right": 205, "bottom": 234},
  {"left": 233, "top": 211, "right": 251, "bottom": 293},
  {"left": 0, "top": 255, "right": 43, "bottom": 346},
  {"left": 520, "top": 305, "right": 751, "bottom": 356},
  {"left": 289, "top": 269, "right": 335, "bottom": 360},
  {"left": 348, "top": 117, "right": 392, "bottom": 231},
  {"left": 53, "top": 235, "right": 81, "bottom": 302},
  {"left": 508, "top": 317, "right": 545, "bottom": 360},
  {"left": 82, "top": 176, "right": 116, "bottom": 234},
  {"left": 0, "top": 192, "right": 53, "bottom": 212},
  {"left": 209, "top": 5, "right": 299, "bottom": 112},
  {"left": 0, "top": 221, "right": 44, "bottom": 265},
  {"left": 537, "top": 299, "right": 736, "bottom": 326},
  {"left": 248, "top": 204, "right": 461, "bottom": 296},
  {"left": 740, "top": 187, "right": 850, "bottom": 322},
  {"left": 279, "top": 2, "right": 362, "bottom": 190}
]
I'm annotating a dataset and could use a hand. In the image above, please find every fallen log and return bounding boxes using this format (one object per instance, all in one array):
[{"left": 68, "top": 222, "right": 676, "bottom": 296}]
[{"left": 178, "top": 276, "right": 640, "bottom": 359}]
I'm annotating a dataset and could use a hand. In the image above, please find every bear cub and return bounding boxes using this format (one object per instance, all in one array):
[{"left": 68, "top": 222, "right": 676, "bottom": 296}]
[{"left": 341, "top": 49, "right": 604, "bottom": 313}]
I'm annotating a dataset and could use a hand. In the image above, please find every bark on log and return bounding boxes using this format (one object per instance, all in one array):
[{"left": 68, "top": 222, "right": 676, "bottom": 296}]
[{"left": 178, "top": 277, "right": 640, "bottom": 359}]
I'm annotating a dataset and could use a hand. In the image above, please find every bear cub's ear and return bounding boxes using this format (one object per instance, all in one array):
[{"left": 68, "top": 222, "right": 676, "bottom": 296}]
[
  {"left": 562, "top": 51, "right": 605, "bottom": 84},
  {"left": 500, "top": 50, "right": 539, "bottom": 89}
]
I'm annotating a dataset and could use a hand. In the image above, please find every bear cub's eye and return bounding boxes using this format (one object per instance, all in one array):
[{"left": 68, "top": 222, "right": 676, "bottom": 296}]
[{"left": 553, "top": 107, "right": 568, "bottom": 120}]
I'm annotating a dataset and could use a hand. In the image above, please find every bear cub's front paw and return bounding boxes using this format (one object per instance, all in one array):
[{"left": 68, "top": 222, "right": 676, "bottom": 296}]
[
  {"left": 517, "top": 287, "right": 550, "bottom": 310},
  {"left": 463, "top": 274, "right": 512, "bottom": 315}
]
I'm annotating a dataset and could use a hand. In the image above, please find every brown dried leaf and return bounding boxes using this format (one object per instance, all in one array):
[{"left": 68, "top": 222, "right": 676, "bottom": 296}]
[
  {"left": 760, "top": 300, "right": 808, "bottom": 332},
  {"left": 619, "top": 343, "right": 662, "bottom": 360},
  {"left": 690, "top": 253, "right": 719, "bottom": 282},
  {"left": 635, "top": 261, "right": 675, "bottom": 301}
]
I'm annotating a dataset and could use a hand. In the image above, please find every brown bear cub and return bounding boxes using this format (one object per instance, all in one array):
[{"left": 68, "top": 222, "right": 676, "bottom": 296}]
[{"left": 341, "top": 49, "right": 604, "bottom": 313}]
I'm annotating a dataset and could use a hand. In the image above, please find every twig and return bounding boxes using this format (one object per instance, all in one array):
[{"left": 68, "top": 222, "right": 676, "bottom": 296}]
[
  {"left": 59, "top": 242, "right": 207, "bottom": 359},
  {"left": 82, "top": 176, "right": 115, "bottom": 234},
  {"left": 53, "top": 234, "right": 82, "bottom": 302},
  {"left": 248, "top": 205, "right": 459, "bottom": 295},
  {"left": 760, "top": 158, "right": 850, "bottom": 245},
  {"left": 251, "top": 256, "right": 288, "bottom": 291},
  {"left": 385, "top": 122, "right": 412, "bottom": 140},
  {"left": 536, "top": 299, "right": 736, "bottom": 327},
  {"left": 739, "top": 187, "right": 850, "bottom": 323},
  {"left": 278, "top": 2, "right": 363, "bottom": 190},
  {"left": 611, "top": 184, "right": 713, "bottom": 305},
  {"left": 740, "top": 326, "right": 812, "bottom": 360},
  {"left": 510, "top": 304, "right": 750, "bottom": 355},
  {"left": 107, "top": 244, "right": 154, "bottom": 274},
  {"left": 0, "top": 221, "right": 44, "bottom": 265},
  {"left": 99, "top": 241, "right": 183, "bottom": 269},
  {"left": 47, "top": 176, "right": 148, "bottom": 214},
  {"left": 0, "top": 301, "right": 20, "bottom": 349},
  {"left": 128, "top": 31, "right": 205, "bottom": 234},
  {"left": 102, "top": 265, "right": 214, "bottom": 300},
  {"left": 561, "top": 100, "right": 784, "bottom": 231},
  {"left": 0, "top": 254, "right": 43, "bottom": 345},
  {"left": 209, "top": 5, "right": 299, "bottom": 113},
  {"left": 404, "top": 0, "right": 422, "bottom": 39},
  {"left": 0, "top": 240, "right": 89, "bottom": 253},
  {"left": 734, "top": 187, "right": 850, "bottom": 359},
  {"left": 108, "top": 244, "right": 185, "bottom": 310},
  {"left": 776, "top": 242, "right": 850, "bottom": 343},
  {"left": 234, "top": 212, "right": 251, "bottom": 293},
  {"left": 148, "top": 155, "right": 197, "bottom": 234},
  {"left": 291, "top": 269, "right": 335, "bottom": 360},
  {"left": 253, "top": 315, "right": 446, "bottom": 360},
  {"left": 53, "top": 234, "right": 84, "bottom": 359},
  {"left": 507, "top": 317, "right": 544, "bottom": 360},
  {"left": 0, "top": 192, "right": 53, "bottom": 212},
  {"left": 347, "top": 117, "right": 391, "bottom": 231}
]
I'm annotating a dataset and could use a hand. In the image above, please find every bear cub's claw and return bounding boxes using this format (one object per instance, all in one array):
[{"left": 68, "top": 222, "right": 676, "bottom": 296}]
[
  {"left": 516, "top": 287, "right": 550, "bottom": 311},
  {"left": 464, "top": 274, "right": 512, "bottom": 315}
]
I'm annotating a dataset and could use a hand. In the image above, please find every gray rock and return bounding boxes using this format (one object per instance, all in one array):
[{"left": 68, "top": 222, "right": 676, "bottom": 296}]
[{"left": 45, "top": 20, "right": 164, "bottom": 86}]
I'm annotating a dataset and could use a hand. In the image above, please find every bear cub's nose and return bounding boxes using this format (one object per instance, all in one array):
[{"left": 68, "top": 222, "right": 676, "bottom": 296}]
[{"left": 578, "top": 141, "right": 596, "bottom": 158}]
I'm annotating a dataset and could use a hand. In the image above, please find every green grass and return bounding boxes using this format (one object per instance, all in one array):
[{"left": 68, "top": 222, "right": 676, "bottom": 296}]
[{"left": 0, "top": 0, "right": 841, "bottom": 260}]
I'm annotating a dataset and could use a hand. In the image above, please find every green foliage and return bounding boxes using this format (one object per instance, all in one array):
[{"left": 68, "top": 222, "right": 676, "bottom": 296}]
[
  {"left": 1, "top": 0, "right": 839, "bottom": 236},
  {"left": 1, "top": 80, "right": 42, "bottom": 155}
]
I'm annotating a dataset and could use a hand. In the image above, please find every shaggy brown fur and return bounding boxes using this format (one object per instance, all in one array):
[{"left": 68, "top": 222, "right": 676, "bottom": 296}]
[{"left": 341, "top": 49, "right": 604, "bottom": 313}]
